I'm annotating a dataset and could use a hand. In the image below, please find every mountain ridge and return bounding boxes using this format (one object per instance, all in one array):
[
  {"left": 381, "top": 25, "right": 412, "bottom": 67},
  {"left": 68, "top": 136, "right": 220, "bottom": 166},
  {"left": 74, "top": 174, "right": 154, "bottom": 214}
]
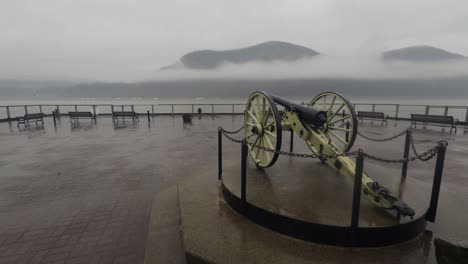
[
  {"left": 163, "top": 41, "right": 320, "bottom": 70},
  {"left": 382, "top": 45, "right": 465, "bottom": 62}
]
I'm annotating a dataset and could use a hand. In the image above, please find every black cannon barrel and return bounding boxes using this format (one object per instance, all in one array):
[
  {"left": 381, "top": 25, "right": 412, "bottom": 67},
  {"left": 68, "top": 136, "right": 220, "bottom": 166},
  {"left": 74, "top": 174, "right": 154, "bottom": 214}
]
[{"left": 271, "top": 94, "right": 327, "bottom": 128}]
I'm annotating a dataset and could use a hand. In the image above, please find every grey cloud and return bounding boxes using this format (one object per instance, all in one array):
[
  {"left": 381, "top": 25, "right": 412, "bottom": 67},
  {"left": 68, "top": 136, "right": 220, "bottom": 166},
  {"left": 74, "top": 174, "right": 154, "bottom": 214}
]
[{"left": 0, "top": 0, "right": 467, "bottom": 81}]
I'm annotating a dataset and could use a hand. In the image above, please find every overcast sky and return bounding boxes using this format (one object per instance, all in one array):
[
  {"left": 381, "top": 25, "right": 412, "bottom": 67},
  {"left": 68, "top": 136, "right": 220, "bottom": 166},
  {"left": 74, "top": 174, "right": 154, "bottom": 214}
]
[{"left": 1, "top": 0, "right": 467, "bottom": 81}]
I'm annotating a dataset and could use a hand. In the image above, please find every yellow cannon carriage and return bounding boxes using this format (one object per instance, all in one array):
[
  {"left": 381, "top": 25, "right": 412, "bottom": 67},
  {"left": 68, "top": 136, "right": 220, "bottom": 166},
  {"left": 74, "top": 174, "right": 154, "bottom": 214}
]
[{"left": 244, "top": 91, "right": 414, "bottom": 217}]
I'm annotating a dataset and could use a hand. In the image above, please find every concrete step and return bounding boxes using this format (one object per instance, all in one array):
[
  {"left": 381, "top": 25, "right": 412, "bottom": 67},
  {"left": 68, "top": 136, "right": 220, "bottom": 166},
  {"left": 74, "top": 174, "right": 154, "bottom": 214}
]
[{"left": 144, "top": 185, "right": 187, "bottom": 264}]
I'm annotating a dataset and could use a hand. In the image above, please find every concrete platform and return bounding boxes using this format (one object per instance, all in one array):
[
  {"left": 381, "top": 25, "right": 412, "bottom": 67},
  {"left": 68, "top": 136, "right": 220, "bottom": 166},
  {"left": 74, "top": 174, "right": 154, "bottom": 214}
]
[
  {"left": 178, "top": 119, "right": 468, "bottom": 263},
  {"left": 0, "top": 116, "right": 467, "bottom": 263}
]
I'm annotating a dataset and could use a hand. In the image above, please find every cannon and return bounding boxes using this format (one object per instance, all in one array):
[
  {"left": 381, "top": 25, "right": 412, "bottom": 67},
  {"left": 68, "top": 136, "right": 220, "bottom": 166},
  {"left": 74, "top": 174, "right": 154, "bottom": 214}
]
[{"left": 244, "top": 91, "right": 414, "bottom": 217}]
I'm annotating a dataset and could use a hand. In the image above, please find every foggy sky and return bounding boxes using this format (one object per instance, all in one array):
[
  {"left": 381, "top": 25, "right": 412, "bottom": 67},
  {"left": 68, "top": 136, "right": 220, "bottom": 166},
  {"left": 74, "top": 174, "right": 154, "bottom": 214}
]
[{"left": 1, "top": 0, "right": 468, "bottom": 81}]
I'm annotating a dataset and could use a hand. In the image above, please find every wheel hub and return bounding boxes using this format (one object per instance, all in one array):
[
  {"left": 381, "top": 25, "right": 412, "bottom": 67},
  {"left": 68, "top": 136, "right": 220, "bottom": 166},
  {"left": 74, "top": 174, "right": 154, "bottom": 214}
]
[{"left": 252, "top": 124, "right": 264, "bottom": 136}]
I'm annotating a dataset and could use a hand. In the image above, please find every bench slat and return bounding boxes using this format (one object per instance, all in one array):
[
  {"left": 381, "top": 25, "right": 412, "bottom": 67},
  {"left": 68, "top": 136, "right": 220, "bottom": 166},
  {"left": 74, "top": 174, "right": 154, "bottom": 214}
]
[
  {"left": 411, "top": 114, "right": 454, "bottom": 124},
  {"left": 358, "top": 111, "right": 385, "bottom": 118}
]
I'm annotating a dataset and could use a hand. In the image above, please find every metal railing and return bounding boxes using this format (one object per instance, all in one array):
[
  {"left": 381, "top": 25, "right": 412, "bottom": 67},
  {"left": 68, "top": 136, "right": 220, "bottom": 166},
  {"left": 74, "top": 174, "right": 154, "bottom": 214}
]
[{"left": 0, "top": 102, "right": 467, "bottom": 124}]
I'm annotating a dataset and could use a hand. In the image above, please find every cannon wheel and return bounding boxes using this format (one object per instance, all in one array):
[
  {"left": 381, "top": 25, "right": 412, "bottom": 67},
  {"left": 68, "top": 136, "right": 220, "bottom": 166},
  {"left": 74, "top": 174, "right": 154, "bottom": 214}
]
[
  {"left": 308, "top": 92, "right": 358, "bottom": 152},
  {"left": 245, "top": 91, "right": 282, "bottom": 168}
]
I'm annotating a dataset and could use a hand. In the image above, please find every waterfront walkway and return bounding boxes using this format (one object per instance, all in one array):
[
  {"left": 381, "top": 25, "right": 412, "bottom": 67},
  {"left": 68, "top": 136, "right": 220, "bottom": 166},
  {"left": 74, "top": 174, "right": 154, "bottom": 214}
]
[{"left": 0, "top": 116, "right": 467, "bottom": 263}]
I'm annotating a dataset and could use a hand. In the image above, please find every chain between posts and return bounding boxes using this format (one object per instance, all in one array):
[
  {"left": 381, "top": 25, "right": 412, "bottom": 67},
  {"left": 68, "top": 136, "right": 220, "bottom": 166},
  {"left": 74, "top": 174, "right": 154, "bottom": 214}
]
[
  {"left": 219, "top": 126, "right": 446, "bottom": 163},
  {"left": 357, "top": 126, "right": 411, "bottom": 142}
]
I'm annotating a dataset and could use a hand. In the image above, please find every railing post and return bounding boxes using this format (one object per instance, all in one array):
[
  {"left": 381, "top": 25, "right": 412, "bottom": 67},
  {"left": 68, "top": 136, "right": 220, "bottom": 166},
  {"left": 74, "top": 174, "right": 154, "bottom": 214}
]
[
  {"left": 6, "top": 106, "right": 10, "bottom": 120},
  {"left": 191, "top": 104, "right": 194, "bottom": 114},
  {"left": 425, "top": 105, "right": 430, "bottom": 115},
  {"left": 372, "top": 104, "right": 375, "bottom": 112},
  {"left": 24, "top": 105, "right": 28, "bottom": 115},
  {"left": 131, "top": 105, "right": 134, "bottom": 112},
  {"left": 443, "top": 106, "right": 448, "bottom": 116},
  {"left": 39, "top": 105, "right": 43, "bottom": 113},
  {"left": 218, "top": 128, "right": 223, "bottom": 180},
  {"left": 56, "top": 106, "right": 60, "bottom": 118},
  {"left": 52, "top": 111, "right": 57, "bottom": 126},
  {"left": 147, "top": 110, "right": 150, "bottom": 124},
  {"left": 74, "top": 105, "right": 78, "bottom": 112},
  {"left": 111, "top": 105, "right": 114, "bottom": 113},
  {"left": 351, "top": 150, "right": 364, "bottom": 228},
  {"left": 425, "top": 142, "right": 447, "bottom": 222},
  {"left": 171, "top": 105, "right": 174, "bottom": 116},
  {"left": 121, "top": 105, "right": 124, "bottom": 111},
  {"left": 92, "top": 105, "right": 97, "bottom": 116},
  {"left": 241, "top": 140, "right": 248, "bottom": 213},
  {"left": 395, "top": 104, "right": 400, "bottom": 119},
  {"left": 232, "top": 104, "right": 235, "bottom": 114},
  {"left": 465, "top": 106, "right": 468, "bottom": 123},
  {"left": 401, "top": 129, "right": 411, "bottom": 178},
  {"left": 289, "top": 129, "right": 294, "bottom": 152}
]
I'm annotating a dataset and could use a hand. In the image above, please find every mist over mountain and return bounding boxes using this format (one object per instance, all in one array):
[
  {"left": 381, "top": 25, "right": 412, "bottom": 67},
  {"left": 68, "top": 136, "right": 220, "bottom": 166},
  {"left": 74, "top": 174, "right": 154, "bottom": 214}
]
[
  {"left": 382, "top": 46, "right": 465, "bottom": 62},
  {"left": 162, "top": 41, "right": 320, "bottom": 70}
]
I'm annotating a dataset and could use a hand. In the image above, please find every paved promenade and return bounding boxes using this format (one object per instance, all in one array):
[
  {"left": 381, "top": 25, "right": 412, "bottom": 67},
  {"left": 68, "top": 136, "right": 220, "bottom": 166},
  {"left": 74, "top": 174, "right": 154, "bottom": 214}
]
[
  {"left": 0, "top": 116, "right": 235, "bottom": 264},
  {"left": 0, "top": 116, "right": 466, "bottom": 263}
]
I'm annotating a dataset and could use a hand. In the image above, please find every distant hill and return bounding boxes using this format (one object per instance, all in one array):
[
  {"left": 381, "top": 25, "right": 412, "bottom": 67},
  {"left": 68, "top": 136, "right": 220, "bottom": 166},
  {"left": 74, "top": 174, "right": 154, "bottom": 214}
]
[
  {"left": 382, "top": 46, "right": 465, "bottom": 62},
  {"left": 163, "top": 41, "right": 320, "bottom": 70}
]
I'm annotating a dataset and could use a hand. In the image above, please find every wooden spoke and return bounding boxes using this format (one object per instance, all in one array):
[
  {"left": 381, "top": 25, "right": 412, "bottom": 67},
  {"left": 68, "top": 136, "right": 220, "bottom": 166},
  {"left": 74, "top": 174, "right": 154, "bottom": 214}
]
[
  {"left": 322, "top": 95, "right": 327, "bottom": 110},
  {"left": 254, "top": 96, "right": 262, "bottom": 119},
  {"left": 264, "top": 130, "right": 277, "bottom": 138},
  {"left": 329, "top": 127, "right": 352, "bottom": 132},
  {"left": 328, "top": 103, "right": 345, "bottom": 121},
  {"left": 262, "top": 107, "right": 271, "bottom": 125},
  {"left": 329, "top": 115, "right": 351, "bottom": 125},
  {"left": 247, "top": 110, "right": 261, "bottom": 125},
  {"left": 264, "top": 120, "right": 275, "bottom": 128},
  {"left": 264, "top": 146, "right": 272, "bottom": 162},
  {"left": 328, "top": 130, "right": 348, "bottom": 145},
  {"left": 264, "top": 135, "right": 274, "bottom": 149},
  {"left": 328, "top": 96, "right": 336, "bottom": 116}
]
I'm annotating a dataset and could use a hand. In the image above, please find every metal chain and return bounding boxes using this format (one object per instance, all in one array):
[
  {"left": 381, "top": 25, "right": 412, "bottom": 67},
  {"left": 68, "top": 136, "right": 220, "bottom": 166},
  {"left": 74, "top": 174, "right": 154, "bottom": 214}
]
[
  {"left": 357, "top": 126, "right": 411, "bottom": 142},
  {"left": 219, "top": 126, "right": 446, "bottom": 163},
  {"left": 221, "top": 125, "right": 244, "bottom": 134},
  {"left": 219, "top": 128, "right": 244, "bottom": 143}
]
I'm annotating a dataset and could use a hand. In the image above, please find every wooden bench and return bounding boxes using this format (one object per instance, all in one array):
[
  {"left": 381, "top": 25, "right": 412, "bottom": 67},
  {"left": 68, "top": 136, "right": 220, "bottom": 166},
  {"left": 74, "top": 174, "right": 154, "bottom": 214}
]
[
  {"left": 17, "top": 113, "right": 44, "bottom": 127},
  {"left": 358, "top": 111, "right": 388, "bottom": 125},
  {"left": 112, "top": 111, "right": 139, "bottom": 123},
  {"left": 68, "top": 112, "right": 96, "bottom": 123},
  {"left": 411, "top": 114, "right": 458, "bottom": 133}
]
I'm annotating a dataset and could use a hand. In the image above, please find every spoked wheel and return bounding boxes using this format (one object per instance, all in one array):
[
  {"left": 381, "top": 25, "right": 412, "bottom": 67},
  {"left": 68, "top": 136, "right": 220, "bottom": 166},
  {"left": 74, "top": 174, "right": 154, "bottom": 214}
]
[
  {"left": 308, "top": 92, "right": 358, "bottom": 152},
  {"left": 244, "top": 91, "right": 282, "bottom": 168}
]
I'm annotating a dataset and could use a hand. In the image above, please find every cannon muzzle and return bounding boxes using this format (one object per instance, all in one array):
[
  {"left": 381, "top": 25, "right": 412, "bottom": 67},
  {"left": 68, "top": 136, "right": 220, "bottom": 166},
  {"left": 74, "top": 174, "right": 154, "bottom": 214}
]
[{"left": 271, "top": 94, "right": 327, "bottom": 128}]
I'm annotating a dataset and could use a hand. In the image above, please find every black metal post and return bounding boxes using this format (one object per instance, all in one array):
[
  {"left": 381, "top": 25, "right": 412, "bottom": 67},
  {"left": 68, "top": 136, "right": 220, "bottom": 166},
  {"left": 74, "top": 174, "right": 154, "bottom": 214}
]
[
  {"left": 289, "top": 129, "right": 294, "bottom": 152},
  {"left": 345, "top": 122, "right": 350, "bottom": 143},
  {"left": 147, "top": 110, "right": 150, "bottom": 126},
  {"left": 218, "top": 128, "right": 222, "bottom": 180},
  {"left": 351, "top": 150, "right": 364, "bottom": 228},
  {"left": 52, "top": 111, "right": 57, "bottom": 126},
  {"left": 401, "top": 129, "right": 411, "bottom": 178},
  {"left": 241, "top": 140, "right": 248, "bottom": 213},
  {"left": 425, "top": 143, "right": 447, "bottom": 222}
]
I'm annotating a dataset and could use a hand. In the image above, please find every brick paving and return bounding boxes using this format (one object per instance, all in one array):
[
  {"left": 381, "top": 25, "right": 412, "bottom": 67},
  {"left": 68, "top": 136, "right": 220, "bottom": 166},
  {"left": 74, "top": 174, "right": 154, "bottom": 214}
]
[{"left": 0, "top": 117, "right": 239, "bottom": 264}]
